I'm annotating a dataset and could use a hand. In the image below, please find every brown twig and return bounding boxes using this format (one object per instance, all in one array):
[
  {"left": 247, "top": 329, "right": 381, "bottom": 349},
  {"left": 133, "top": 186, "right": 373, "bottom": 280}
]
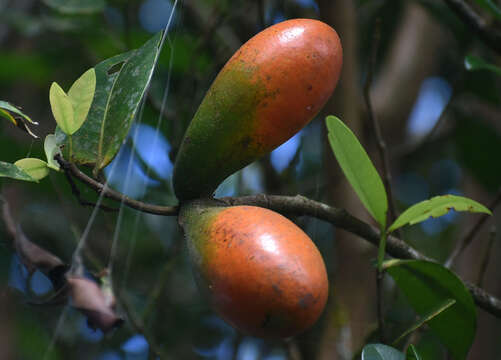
[
  {"left": 445, "top": 185, "right": 501, "bottom": 267},
  {"left": 443, "top": 0, "right": 501, "bottom": 55},
  {"left": 364, "top": 18, "right": 398, "bottom": 229},
  {"left": 55, "top": 154, "right": 179, "bottom": 216},
  {"left": 56, "top": 155, "right": 118, "bottom": 212},
  {"left": 222, "top": 195, "right": 501, "bottom": 318},
  {"left": 51, "top": 158, "right": 501, "bottom": 319},
  {"left": 363, "top": 18, "right": 392, "bottom": 343},
  {"left": 376, "top": 270, "right": 386, "bottom": 343},
  {"left": 477, "top": 226, "right": 496, "bottom": 288}
]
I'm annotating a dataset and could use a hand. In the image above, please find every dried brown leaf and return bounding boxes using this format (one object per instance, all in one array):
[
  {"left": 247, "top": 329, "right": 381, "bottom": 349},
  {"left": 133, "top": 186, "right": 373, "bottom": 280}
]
[
  {"left": 67, "top": 276, "right": 123, "bottom": 333},
  {"left": 2, "top": 200, "right": 67, "bottom": 287}
]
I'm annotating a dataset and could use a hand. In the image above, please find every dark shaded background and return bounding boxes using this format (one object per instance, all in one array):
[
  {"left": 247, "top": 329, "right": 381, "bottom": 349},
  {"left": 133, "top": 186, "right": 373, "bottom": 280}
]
[{"left": 1, "top": 0, "right": 501, "bottom": 359}]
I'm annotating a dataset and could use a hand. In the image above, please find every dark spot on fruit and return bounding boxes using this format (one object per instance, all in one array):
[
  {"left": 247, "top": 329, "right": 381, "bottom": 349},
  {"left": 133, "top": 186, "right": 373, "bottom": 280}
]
[
  {"left": 272, "top": 284, "right": 283, "bottom": 295},
  {"left": 266, "top": 75, "right": 272, "bottom": 81},
  {"left": 307, "top": 84, "right": 313, "bottom": 91},
  {"left": 298, "top": 293, "right": 315, "bottom": 309}
]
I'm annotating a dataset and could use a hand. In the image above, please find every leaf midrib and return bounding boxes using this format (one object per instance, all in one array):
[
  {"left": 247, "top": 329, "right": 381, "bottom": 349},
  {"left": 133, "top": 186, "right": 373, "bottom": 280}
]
[{"left": 95, "top": 56, "right": 132, "bottom": 175}]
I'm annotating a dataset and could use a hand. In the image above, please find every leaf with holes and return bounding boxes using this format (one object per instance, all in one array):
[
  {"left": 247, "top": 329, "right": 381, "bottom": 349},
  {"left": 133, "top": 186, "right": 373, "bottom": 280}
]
[
  {"left": 384, "top": 260, "right": 476, "bottom": 360},
  {"left": 14, "top": 158, "right": 50, "bottom": 181},
  {"left": 465, "top": 55, "right": 501, "bottom": 76},
  {"left": 361, "top": 344, "right": 404, "bottom": 360},
  {"left": 326, "top": 115, "right": 388, "bottom": 229},
  {"left": 0, "top": 161, "right": 36, "bottom": 182},
  {"left": 56, "top": 32, "right": 162, "bottom": 176},
  {"left": 388, "top": 194, "right": 490, "bottom": 233},
  {"left": 56, "top": 51, "right": 132, "bottom": 165},
  {"left": 94, "top": 31, "right": 162, "bottom": 174},
  {"left": 0, "top": 100, "right": 38, "bottom": 138}
]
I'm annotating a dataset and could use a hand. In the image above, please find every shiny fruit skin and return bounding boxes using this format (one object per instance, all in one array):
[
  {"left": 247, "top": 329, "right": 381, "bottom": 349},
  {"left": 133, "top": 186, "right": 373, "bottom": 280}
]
[
  {"left": 180, "top": 202, "right": 329, "bottom": 338},
  {"left": 173, "top": 19, "right": 343, "bottom": 201}
]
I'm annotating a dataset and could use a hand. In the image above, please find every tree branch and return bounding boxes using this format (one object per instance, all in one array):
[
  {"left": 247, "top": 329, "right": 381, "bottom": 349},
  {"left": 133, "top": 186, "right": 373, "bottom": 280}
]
[
  {"left": 54, "top": 157, "right": 501, "bottom": 319},
  {"left": 364, "top": 18, "right": 398, "bottom": 226},
  {"left": 477, "top": 226, "right": 496, "bottom": 288},
  {"left": 363, "top": 20, "right": 391, "bottom": 341},
  {"left": 445, "top": 184, "right": 501, "bottom": 267},
  {"left": 443, "top": 0, "right": 501, "bottom": 54},
  {"left": 55, "top": 154, "right": 179, "bottom": 216},
  {"left": 222, "top": 195, "right": 501, "bottom": 318},
  {"left": 58, "top": 156, "right": 118, "bottom": 212}
]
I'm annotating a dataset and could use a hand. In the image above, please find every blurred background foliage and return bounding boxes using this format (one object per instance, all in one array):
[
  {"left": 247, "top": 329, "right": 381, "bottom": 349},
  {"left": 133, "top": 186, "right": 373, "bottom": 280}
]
[{"left": 1, "top": 0, "right": 501, "bottom": 359}]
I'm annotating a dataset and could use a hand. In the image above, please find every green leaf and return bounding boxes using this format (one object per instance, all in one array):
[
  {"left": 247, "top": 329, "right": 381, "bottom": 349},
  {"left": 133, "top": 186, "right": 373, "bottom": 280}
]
[
  {"left": 50, "top": 68, "right": 96, "bottom": 136},
  {"left": 392, "top": 298, "right": 456, "bottom": 346},
  {"left": 0, "top": 100, "right": 36, "bottom": 124},
  {"left": 56, "top": 52, "right": 131, "bottom": 166},
  {"left": 361, "top": 344, "right": 405, "bottom": 360},
  {"left": 49, "top": 82, "right": 74, "bottom": 135},
  {"left": 94, "top": 32, "right": 163, "bottom": 173},
  {"left": 42, "top": 0, "right": 105, "bottom": 14},
  {"left": 464, "top": 55, "right": 501, "bottom": 76},
  {"left": 14, "top": 158, "right": 50, "bottom": 181},
  {"left": 326, "top": 115, "right": 388, "bottom": 228},
  {"left": 0, "top": 100, "right": 38, "bottom": 138},
  {"left": 473, "top": 0, "right": 501, "bottom": 21},
  {"left": 11, "top": 158, "right": 48, "bottom": 181},
  {"left": 388, "top": 194, "right": 491, "bottom": 233},
  {"left": 0, "top": 108, "right": 15, "bottom": 124},
  {"left": 56, "top": 32, "right": 163, "bottom": 174},
  {"left": 67, "top": 68, "right": 96, "bottom": 134},
  {"left": 406, "top": 345, "right": 421, "bottom": 360},
  {"left": 0, "top": 161, "right": 36, "bottom": 182},
  {"left": 384, "top": 260, "right": 476, "bottom": 360},
  {"left": 44, "top": 134, "right": 61, "bottom": 171}
]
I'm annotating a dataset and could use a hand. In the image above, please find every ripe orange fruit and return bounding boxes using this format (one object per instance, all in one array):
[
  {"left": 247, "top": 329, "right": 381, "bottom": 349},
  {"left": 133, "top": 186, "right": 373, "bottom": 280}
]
[
  {"left": 173, "top": 19, "right": 342, "bottom": 201},
  {"left": 180, "top": 202, "right": 329, "bottom": 338}
]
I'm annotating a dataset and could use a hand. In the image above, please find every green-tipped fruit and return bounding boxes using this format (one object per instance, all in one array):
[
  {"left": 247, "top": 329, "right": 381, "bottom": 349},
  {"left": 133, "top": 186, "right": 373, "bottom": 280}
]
[{"left": 173, "top": 19, "right": 342, "bottom": 201}]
